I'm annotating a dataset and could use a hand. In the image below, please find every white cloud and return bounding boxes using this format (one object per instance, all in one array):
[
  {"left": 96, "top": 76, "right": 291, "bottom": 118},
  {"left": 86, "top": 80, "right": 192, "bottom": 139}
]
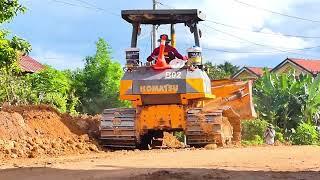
[{"left": 165, "top": 0, "right": 318, "bottom": 64}]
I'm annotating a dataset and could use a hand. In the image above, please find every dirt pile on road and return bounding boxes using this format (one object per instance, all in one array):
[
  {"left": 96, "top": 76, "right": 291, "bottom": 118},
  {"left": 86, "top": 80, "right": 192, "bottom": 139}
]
[
  {"left": 163, "top": 132, "right": 184, "bottom": 148},
  {"left": 0, "top": 105, "right": 101, "bottom": 159}
]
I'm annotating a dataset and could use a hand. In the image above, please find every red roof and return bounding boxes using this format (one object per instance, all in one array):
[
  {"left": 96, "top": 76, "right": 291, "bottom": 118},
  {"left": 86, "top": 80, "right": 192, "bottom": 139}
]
[
  {"left": 19, "top": 55, "right": 45, "bottom": 73},
  {"left": 232, "top": 66, "right": 271, "bottom": 79},
  {"left": 246, "top": 67, "right": 265, "bottom": 76},
  {"left": 289, "top": 58, "right": 320, "bottom": 75}
]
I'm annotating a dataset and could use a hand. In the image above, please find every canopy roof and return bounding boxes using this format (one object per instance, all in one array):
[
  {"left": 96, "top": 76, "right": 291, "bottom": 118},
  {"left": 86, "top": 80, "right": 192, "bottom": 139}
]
[{"left": 121, "top": 9, "right": 205, "bottom": 25}]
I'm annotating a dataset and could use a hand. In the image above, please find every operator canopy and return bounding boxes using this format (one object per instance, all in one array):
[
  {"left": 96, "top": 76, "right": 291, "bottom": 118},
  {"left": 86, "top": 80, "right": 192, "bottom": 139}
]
[{"left": 121, "top": 9, "right": 206, "bottom": 25}]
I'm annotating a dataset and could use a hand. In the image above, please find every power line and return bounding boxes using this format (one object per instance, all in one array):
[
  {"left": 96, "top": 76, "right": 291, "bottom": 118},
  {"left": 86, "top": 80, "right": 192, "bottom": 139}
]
[
  {"left": 51, "top": 0, "right": 92, "bottom": 9},
  {"left": 202, "top": 24, "right": 320, "bottom": 56},
  {"left": 206, "top": 19, "right": 320, "bottom": 39},
  {"left": 202, "top": 24, "right": 289, "bottom": 52},
  {"left": 51, "top": 0, "right": 120, "bottom": 17},
  {"left": 152, "top": 2, "right": 318, "bottom": 55},
  {"left": 155, "top": 1, "right": 174, "bottom": 9},
  {"left": 154, "top": 0, "right": 320, "bottom": 40},
  {"left": 73, "top": 0, "right": 97, "bottom": 7},
  {"left": 202, "top": 47, "right": 279, "bottom": 54},
  {"left": 232, "top": 0, "right": 320, "bottom": 23},
  {"left": 152, "top": 0, "right": 320, "bottom": 39}
]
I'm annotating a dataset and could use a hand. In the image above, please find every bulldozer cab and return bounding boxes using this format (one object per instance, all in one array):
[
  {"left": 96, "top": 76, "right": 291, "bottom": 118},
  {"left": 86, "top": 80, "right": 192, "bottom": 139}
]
[{"left": 121, "top": 9, "right": 205, "bottom": 67}]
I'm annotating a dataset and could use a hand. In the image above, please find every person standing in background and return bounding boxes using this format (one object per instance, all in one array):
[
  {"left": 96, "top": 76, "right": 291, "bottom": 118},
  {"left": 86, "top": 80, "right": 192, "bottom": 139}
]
[{"left": 264, "top": 124, "right": 275, "bottom": 145}]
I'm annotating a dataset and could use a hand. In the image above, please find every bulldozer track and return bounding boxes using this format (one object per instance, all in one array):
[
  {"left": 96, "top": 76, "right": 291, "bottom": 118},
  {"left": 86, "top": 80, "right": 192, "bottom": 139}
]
[
  {"left": 100, "top": 108, "right": 137, "bottom": 148},
  {"left": 186, "top": 108, "right": 233, "bottom": 146}
]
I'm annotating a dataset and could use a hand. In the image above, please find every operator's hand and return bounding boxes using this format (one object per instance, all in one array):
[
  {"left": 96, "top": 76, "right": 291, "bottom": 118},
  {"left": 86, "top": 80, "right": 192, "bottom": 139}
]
[{"left": 147, "top": 55, "right": 157, "bottom": 62}]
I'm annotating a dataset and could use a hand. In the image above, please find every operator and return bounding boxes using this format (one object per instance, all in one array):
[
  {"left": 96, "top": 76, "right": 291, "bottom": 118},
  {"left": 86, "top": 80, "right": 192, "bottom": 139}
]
[{"left": 147, "top": 34, "right": 184, "bottom": 64}]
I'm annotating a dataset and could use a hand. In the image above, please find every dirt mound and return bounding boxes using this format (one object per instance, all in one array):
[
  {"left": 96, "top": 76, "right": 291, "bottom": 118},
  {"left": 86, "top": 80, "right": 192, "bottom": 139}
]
[
  {"left": 163, "top": 132, "right": 184, "bottom": 148},
  {"left": 0, "top": 105, "right": 101, "bottom": 159}
]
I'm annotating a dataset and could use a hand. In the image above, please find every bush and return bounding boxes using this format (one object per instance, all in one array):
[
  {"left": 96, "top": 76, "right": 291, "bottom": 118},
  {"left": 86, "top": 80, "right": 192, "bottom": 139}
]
[
  {"left": 242, "top": 135, "right": 263, "bottom": 146},
  {"left": 291, "top": 122, "right": 319, "bottom": 145},
  {"left": 242, "top": 119, "right": 268, "bottom": 141},
  {"left": 275, "top": 132, "right": 285, "bottom": 143},
  {"left": 26, "top": 66, "right": 78, "bottom": 113}
]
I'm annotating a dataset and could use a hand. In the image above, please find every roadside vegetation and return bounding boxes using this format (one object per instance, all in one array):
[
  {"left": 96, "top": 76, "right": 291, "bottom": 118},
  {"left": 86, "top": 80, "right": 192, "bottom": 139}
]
[
  {"left": 242, "top": 71, "right": 320, "bottom": 145},
  {"left": 204, "top": 61, "right": 239, "bottom": 80},
  {"left": 0, "top": 1, "right": 126, "bottom": 114}
]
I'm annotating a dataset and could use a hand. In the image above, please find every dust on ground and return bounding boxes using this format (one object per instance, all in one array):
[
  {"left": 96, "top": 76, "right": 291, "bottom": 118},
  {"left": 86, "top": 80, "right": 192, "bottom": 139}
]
[
  {"left": 0, "top": 105, "right": 101, "bottom": 159},
  {"left": 1, "top": 105, "right": 320, "bottom": 179},
  {"left": 0, "top": 146, "right": 320, "bottom": 180}
]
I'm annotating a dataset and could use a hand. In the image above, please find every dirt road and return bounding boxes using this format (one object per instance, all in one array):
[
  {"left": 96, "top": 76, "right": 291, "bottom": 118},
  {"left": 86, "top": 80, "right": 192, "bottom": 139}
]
[{"left": 1, "top": 146, "right": 320, "bottom": 180}]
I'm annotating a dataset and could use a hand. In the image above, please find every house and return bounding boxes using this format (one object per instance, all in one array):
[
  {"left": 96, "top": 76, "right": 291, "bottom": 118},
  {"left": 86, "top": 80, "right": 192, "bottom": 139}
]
[
  {"left": 232, "top": 67, "right": 270, "bottom": 80},
  {"left": 18, "top": 55, "right": 45, "bottom": 73},
  {"left": 271, "top": 58, "right": 320, "bottom": 77}
]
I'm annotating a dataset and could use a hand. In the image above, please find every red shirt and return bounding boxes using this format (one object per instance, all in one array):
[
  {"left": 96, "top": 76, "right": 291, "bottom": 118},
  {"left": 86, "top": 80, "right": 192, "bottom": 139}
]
[{"left": 147, "top": 45, "right": 184, "bottom": 63}]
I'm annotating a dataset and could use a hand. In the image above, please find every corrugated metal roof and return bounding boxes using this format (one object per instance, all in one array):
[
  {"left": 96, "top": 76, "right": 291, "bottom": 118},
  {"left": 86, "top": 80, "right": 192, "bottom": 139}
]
[{"left": 18, "top": 55, "right": 45, "bottom": 73}]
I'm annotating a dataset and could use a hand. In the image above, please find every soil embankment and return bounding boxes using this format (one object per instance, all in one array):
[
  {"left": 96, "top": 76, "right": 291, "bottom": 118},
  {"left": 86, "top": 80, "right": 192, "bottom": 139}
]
[{"left": 0, "top": 105, "right": 101, "bottom": 159}]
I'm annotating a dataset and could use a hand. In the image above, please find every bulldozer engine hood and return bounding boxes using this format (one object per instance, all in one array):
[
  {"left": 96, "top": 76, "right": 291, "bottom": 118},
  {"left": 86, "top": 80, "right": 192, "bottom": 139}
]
[
  {"left": 120, "top": 67, "right": 212, "bottom": 105},
  {"left": 122, "top": 67, "right": 211, "bottom": 94}
]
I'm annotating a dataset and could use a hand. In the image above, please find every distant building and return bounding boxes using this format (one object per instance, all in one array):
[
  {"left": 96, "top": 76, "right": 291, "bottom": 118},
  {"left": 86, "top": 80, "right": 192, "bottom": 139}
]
[
  {"left": 271, "top": 58, "right": 320, "bottom": 77},
  {"left": 232, "top": 67, "right": 270, "bottom": 80},
  {"left": 19, "top": 55, "right": 45, "bottom": 73}
]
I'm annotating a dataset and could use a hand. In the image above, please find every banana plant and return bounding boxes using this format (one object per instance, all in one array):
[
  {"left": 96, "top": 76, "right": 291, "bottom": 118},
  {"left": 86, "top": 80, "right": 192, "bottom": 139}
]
[
  {"left": 253, "top": 70, "right": 317, "bottom": 133},
  {"left": 302, "top": 75, "right": 320, "bottom": 125}
]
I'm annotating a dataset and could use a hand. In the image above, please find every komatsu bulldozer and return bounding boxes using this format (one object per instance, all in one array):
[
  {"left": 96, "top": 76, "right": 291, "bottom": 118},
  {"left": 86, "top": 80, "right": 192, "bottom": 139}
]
[{"left": 99, "top": 9, "right": 256, "bottom": 148}]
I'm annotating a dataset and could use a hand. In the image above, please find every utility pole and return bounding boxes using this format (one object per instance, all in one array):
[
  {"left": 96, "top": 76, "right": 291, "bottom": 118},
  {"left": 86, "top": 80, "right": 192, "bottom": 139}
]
[{"left": 152, "top": 0, "right": 157, "bottom": 51}]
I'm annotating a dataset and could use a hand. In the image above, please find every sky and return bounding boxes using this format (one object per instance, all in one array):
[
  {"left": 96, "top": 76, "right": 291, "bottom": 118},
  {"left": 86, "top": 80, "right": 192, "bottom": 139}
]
[{"left": 4, "top": 0, "right": 320, "bottom": 70}]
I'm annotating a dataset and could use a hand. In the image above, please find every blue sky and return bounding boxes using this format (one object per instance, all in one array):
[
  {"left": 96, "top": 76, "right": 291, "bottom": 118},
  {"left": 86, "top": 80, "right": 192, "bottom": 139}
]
[{"left": 4, "top": 0, "right": 320, "bottom": 69}]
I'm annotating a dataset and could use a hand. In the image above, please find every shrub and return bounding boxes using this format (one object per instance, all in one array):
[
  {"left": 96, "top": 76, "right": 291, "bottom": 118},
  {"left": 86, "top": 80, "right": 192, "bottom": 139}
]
[
  {"left": 275, "top": 132, "right": 285, "bottom": 143},
  {"left": 291, "top": 122, "right": 319, "bottom": 145},
  {"left": 241, "top": 119, "right": 268, "bottom": 141},
  {"left": 242, "top": 135, "right": 263, "bottom": 146}
]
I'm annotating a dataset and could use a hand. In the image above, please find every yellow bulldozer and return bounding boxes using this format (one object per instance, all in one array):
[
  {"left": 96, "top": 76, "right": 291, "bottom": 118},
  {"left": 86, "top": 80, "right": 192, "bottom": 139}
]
[{"left": 99, "top": 9, "right": 256, "bottom": 148}]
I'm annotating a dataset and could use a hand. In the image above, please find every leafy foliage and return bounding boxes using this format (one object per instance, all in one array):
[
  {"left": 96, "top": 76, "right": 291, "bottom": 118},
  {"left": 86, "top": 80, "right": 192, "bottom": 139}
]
[
  {"left": 0, "top": 69, "right": 32, "bottom": 104},
  {"left": 275, "top": 132, "right": 285, "bottom": 143},
  {"left": 0, "top": 0, "right": 30, "bottom": 71},
  {"left": 217, "top": 61, "right": 239, "bottom": 75},
  {"left": 73, "top": 38, "right": 128, "bottom": 114},
  {"left": 204, "top": 61, "right": 239, "bottom": 80},
  {"left": 10, "top": 36, "right": 32, "bottom": 55},
  {"left": 0, "top": 66, "right": 78, "bottom": 113},
  {"left": 253, "top": 71, "right": 320, "bottom": 144},
  {"left": 26, "top": 66, "right": 78, "bottom": 113},
  {"left": 241, "top": 119, "right": 268, "bottom": 141},
  {"left": 253, "top": 71, "right": 320, "bottom": 131},
  {"left": 0, "top": 0, "right": 26, "bottom": 23},
  {"left": 242, "top": 135, "right": 264, "bottom": 146},
  {"left": 291, "top": 122, "right": 319, "bottom": 145},
  {"left": 0, "top": 31, "right": 17, "bottom": 70}
]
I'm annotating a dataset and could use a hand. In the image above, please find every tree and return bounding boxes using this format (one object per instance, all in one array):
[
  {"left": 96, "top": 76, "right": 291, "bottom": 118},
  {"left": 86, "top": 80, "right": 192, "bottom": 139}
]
[
  {"left": 0, "top": 0, "right": 30, "bottom": 71},
  {"left": 0, "top": 31, "right": 17, "bottom": 70},
  {"left": 0, "top": 0, "right": 31, "bottom": 104},
  {"left": 217, "top": 61, "right": 239, "bottom": 75},
  {"left": 27, "top": 66, "right": 69, "bottom": 111},
  {"left": 74, "top": 38, "right": 127, "bottom": 115},
  {"left": 204, "top": 61, "right": 239, "bottom": 80},
  {"left": 0, "top": 0, "right": 26, "bottom": 23}
]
